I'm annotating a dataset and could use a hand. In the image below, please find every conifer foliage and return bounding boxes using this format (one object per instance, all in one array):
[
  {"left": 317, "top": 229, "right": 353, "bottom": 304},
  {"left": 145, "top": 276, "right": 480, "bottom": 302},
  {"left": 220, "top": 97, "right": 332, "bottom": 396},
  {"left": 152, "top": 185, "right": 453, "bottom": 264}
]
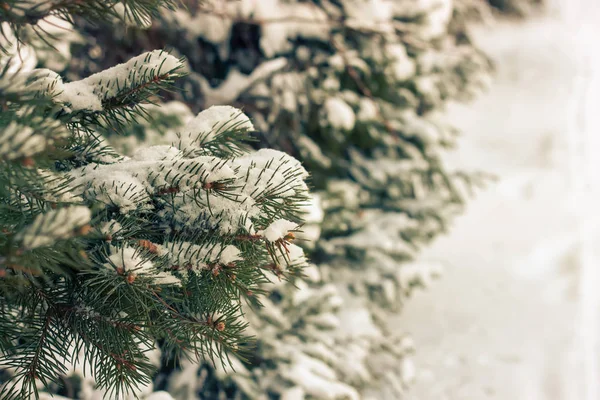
[
  {"left": 0, "top": 1, "right": 311, "bottom": 399},
  {"left": 50, "top": 0, "right": 498, "bottom": 398}
]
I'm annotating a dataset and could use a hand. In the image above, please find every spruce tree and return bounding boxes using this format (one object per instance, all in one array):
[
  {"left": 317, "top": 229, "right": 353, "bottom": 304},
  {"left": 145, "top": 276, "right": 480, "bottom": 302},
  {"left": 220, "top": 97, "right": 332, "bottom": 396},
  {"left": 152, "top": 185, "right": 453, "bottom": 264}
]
[
  {"left": 0, "top": 2, "right": 311, "bottom": 399},
  {"left": 39, "top": 1, "right": 500, "bottom": 399},
  {"left": 4, "top": 0, "right": 553, "bottom": 398}
]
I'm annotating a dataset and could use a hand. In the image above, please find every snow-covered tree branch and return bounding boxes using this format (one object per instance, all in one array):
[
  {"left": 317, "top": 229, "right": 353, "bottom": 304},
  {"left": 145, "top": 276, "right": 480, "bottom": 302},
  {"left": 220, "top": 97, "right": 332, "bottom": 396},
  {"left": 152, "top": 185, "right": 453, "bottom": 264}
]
[{"left": 0, "top": 5, "right": 312, "bottom": 399}]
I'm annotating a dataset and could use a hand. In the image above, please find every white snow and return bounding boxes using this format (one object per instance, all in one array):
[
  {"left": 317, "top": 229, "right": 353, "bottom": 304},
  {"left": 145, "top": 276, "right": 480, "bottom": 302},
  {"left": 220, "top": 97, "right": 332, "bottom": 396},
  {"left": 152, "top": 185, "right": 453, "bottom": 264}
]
[
  {"left": 400, "top": 356, "right": 416, "bottom": 386},
  {"left": 323, "top": 97, "right": 356, "bottom": 131},
  {"left": 99, "top": 220, "right": 123, "bottom": 237},
  {"left": 392, "top": 0, "right": 453, "bottom": 39},
  {"left": 274, "top": 243, "right": 307, "bottom": 269},
  {"left": 157, "top": 241, "right": 239, "bottom": 271},
  {"left": 70, "top": 147, "right": 246, "bottom": 219},
  {"left": 69, "top": 123, "right": 309, "bottom": 275},
  {"left": 59, "top": 80, "right": 102, "bottom": 111},
  {"left": 280, "top": 387, "right": 305, "bottom": 400},
  {"left": 261, "top": 219, "right": 298, "bottom": 242},
  {"left": 336, "top": 306, "right": 379, "bottom": 339},
  {"left": 384, "top": 43, "right": 416, "bottom": 82},
  {"left": 34, "top": 16, "right": 81, "bottom": 71},
  {"left": 153, "top": 272, "right": 182, "bottom": 286},
  {"left": 263, "top": 71, "right": 306, "bottom": 113},
  {"left": 0, "top": 122, "right": 44, "bottom": 160},
  {"left": 200, "top": 58, "right": 288, "bottom": 107},
  {"left": 300, "top": 193, "right": 324, "bottom": 224},
  {"left": 418, "top": 0, "right": 453, "bottom": 39},
  {"left": 169, "top": 2, "right": 232, "bottom": 44},
  {"left": 9, "top": 0, "right": 52, "bottom": 16},
  {"left": 345, "top": 0, "right": 395, "bottom": 32},
  {"left": 281, "top": 354, "right": 360, "bottom": 400},
  {"left": 57, "top": 50, "right": 182, "bottom": 112},
  {"left": 303, "top": 264, "right": 322, "bottom": 283},
  {"left": 18, "top": 206, "right": 91, "bottom": 249},
  {"left": 113, "top": 2, "right": 153, "bottom": 28},
  {"left": 23, "top": 69, "right": 62, "bottom": 95},
  {"left": 325, "top": 211, "right": 418, "bottom": 258},
  {"left": 397, "top": 261, "right": 442, "bottom": 293},
  {"left": 32, "top": 318, "right": 164, "bottom": 399},
  {"left": 235, "top": 0, "right": 329, "bottom": 58},
  {"left": 176, "top": 105, "right": 254, "bottom": 152},
  {"left": 177, "top": 0, "right": 329, "bottom": 57},
  {"left": 10, "top": 51, "right": 181, "bottom": 113},
  {"left": 36, "top": 169, "right": 82, "bottom": 204},
  {"left": 0, "top": 23, "right": 37, "bottom": 75},
  {"left": 144, "top": 391, "right": 175, "bottom": 400},
  {"left": 218, "top": 245, "right": 242, "bottom": 264},
  {"left": 394, "top": 2, "right": 600, "bottom": 398},
  {"left": 106, "top": 245, "right": 153, "bottom": 273},
  {"left": 297, "top": 193, "right": 324, "bottom": 245},
  {"left": 131, "top": 145, "right": 182, "bottom": 162},
  {"left": 71, "top": 166, "right": 150, "bottom": 213},
  {"left": 403, "top": 110, "right": 441, "bottom": 146},
  {"left": 357, "top": 98, "right": 379, "bottom": 121},
  {"left": 106, "top": 245, "right": 181, "bottom": 286}
]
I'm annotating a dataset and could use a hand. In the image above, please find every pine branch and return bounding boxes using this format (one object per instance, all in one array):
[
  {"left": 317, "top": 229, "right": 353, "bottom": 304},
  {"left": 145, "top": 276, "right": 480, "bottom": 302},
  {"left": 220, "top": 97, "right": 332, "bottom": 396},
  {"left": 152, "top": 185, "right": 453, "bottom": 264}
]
[
  {"left": 50, "top": 50, "right": 186, "bottom": 130},
  {"left": 0, "top": 1, "right": 177, "bottom": 45},
  {"left": 1, "top": 4, "right": 313, "bottom": 398}
]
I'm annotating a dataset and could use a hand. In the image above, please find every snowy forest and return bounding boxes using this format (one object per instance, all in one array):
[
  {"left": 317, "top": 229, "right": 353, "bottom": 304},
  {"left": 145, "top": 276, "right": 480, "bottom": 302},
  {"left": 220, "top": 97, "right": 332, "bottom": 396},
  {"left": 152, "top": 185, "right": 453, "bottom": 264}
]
[{"left": 1, "top": 0, "right": 598, "bottom": 399}]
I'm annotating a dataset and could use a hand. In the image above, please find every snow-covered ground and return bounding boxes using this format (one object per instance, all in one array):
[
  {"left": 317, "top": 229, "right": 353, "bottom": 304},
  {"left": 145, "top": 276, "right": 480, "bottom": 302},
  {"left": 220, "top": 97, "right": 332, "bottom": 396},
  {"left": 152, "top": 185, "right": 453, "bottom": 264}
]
[{"left": 396, "top": 1, "right": 600, "bottom": 399}]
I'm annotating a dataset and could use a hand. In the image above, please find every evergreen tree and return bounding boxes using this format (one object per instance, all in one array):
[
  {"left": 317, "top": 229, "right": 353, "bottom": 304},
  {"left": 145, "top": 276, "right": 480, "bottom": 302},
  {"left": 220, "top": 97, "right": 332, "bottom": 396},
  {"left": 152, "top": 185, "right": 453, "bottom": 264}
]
[
  {"left": 0, "top": 2, "right": 311, "bottom": 399},
  {"left": 39, "top": 1, "right": 500, "bottom": 399},
  {"left": 5, "top": 0, "right": 554, "bottom": 398}
]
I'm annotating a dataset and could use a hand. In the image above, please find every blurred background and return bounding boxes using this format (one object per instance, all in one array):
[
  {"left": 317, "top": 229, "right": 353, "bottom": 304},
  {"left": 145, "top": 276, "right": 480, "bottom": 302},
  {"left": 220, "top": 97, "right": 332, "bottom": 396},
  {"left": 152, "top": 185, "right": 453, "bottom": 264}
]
[{"left": 397, "top": 1, "right": 600, "bottom": 398}]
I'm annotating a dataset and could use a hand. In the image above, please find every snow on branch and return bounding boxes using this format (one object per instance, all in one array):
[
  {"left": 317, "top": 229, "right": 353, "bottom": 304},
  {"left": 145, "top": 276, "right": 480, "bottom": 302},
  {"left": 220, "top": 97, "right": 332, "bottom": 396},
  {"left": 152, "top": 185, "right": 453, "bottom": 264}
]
[
  {"left": 16, "top": 206, "right": 91, "bottom": 249},
  {"left": 69, "top": 142, "right": 309, "bottom": 236},
  {"left": 0, "top": 122, "right": 48, "bottom": 161},
  {"left": 0, "top": 4, "right": 315, "bottom": 395},
  {"left": 8, "top": 50, "right": 183, "bottom": 126},
  {"left": 0, "top": 0, "right": 176, "bottom": 34},
  {"left": 176, "top": 105, "right": 254, "bottom": 156},
  {"left": 66, "top": 106, "right": 311, "bottom": 285},
  {"left": 261, "top": 219, "right": 298, "bottom": 242},
  {"left": 46, "top": 50, "right": 184, "bottom": 113}
]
